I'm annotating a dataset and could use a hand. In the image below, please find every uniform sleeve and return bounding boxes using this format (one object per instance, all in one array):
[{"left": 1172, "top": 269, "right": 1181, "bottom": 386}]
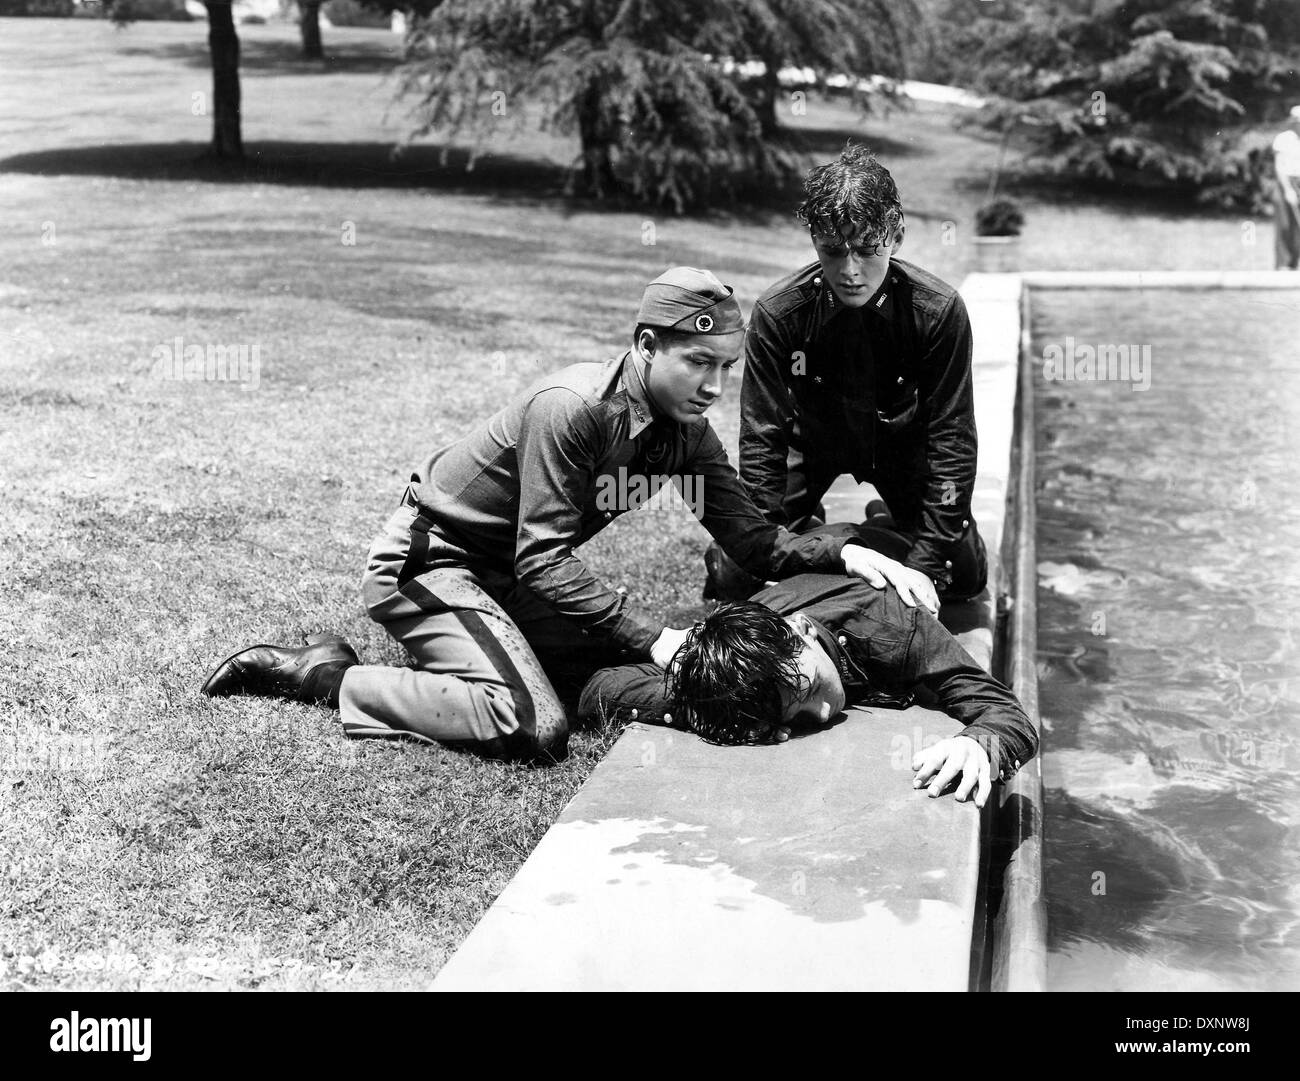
[
  {"left": 903, "top": 292, "right": 978, "bottom": 587},
  {"left": 691, "top": 424, "right": 853, "bottom": 579},
  {"left": 738, "top": 300, "right": 797, "bottom": 524},
  {"left": 513, "top": 388, "right": 664, "bottom": 657},
  {"left": 577, "top": 663, "right": 671, "bottom": 727},
  {"left": 903, "top": 606, "right": 1038, "bottom": 780}
]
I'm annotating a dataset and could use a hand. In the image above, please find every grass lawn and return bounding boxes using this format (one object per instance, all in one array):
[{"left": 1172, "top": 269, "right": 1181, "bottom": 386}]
[{"left": 0, "top": 16, "right": 1283, "bottom": 991}]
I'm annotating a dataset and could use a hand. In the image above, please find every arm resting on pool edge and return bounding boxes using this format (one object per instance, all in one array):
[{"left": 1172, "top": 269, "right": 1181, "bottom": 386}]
[
  {"left": 758, "top": 574, "right": 1037, "bottom": 779},
  {"left": 904, "top": 606, "right": 1039, "bottom": 782}
]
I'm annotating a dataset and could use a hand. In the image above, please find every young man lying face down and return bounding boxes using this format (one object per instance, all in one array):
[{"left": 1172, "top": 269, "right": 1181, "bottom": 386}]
[{"left": 578, "top": 573, "right": 1039, "bottom": 809}]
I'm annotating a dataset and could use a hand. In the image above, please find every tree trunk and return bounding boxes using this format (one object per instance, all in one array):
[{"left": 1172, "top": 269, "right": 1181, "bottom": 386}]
[
  {"left": 300, "top": 0, "right": 324, "bottom": 61},
  {"left": 986, "top": 125, "right": 1012, "bottom": 202},
  {"left": 759, "top": 62, "right": 781, "bottom": 136},
  {"left": 206, "top": 2, "right": 243, "bottom": 158},
  {"left": 575, "top": 88, "right": 618, "bottom": 197}
]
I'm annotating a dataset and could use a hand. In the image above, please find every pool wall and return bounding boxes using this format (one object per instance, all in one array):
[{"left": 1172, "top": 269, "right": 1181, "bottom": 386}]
[{"left": 968, "top": 268, "right": 1300, "bottom": 993}]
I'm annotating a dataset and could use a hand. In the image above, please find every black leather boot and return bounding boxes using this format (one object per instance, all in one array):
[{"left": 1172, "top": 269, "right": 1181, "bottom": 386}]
[{"left": 201, "top": 633, "right": 359, "bottom": 707}]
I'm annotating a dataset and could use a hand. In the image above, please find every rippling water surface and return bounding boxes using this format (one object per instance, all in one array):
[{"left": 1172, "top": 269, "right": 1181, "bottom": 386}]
[{"left": 1032, "top": 289, "right": 1300, "bottom": 991}]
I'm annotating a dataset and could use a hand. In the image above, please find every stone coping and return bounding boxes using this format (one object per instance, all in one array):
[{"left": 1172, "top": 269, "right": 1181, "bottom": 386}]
[{"left": 1021, "top": 270, "right": 1300, "bottom": 289}]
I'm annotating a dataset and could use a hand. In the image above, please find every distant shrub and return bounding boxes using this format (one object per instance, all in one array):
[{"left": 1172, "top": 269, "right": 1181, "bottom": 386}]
[
  {"left": 0, "top": 0, "right": 78, "bottom": 15},
  {"left": 110, "top": 0, "right": 191, "bottom": 18},
  {"left": 1198, "top": 140, "right": 1277, "bottom": 216},
  {"left": 322, "top": 0, "right": 390, "bottom": 28},
  {"left": 975, "top": 198, "right": 1025, "bottom": 237}
]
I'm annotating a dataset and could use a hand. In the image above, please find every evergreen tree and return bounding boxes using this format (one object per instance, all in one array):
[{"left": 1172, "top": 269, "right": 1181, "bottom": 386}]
[
  {"left": 938, "top": 0, "right": 1300, "bottom": 209},
  {"left": 398, "top": 0, "right": 919, "bottom": 212}
]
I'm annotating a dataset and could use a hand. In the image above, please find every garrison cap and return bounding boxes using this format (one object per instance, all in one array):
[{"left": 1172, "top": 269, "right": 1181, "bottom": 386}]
[{"left": 636, "top": 267, "right": 744, "bottom": 335}]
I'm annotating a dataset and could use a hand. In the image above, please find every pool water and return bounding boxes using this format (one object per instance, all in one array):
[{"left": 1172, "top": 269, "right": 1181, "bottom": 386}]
[{"left": 1031, "top": 289, "right": 1300, "bottom": 991}]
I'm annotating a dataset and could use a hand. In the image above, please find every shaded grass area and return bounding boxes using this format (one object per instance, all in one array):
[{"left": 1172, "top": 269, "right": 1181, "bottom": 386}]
[
  {"left": 0, "top": 141, "right": 574, "bottom": 198},
  {"left": 0, "top": 17, "right": 1283, "bottom": 992}
]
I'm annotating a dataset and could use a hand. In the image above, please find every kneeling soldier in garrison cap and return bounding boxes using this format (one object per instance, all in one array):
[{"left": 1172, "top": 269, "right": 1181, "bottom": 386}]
[{"left": 202, "top": 268, "right": 917, "bottom": 760}]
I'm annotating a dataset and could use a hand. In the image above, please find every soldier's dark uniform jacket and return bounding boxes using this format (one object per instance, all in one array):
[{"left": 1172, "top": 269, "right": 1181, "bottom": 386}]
[
  {"left": 578, "top": 572, "right": 1037, "bottom": 782},
  {"left": 740, "top": 258, "right": 978, "bottom": 592}
]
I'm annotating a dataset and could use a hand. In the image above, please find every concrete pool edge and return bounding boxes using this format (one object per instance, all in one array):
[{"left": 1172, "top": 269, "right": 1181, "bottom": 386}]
[
  {"left": 955, "top": 274, "right": 1049, "bottom": 993},
  {"left": 1021, "top": 270, "right": 1300, "bottom": 289}
]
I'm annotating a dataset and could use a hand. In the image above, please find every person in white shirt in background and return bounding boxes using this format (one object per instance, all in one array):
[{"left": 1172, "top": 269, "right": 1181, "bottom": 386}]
[{"left": 1273, "top": 105, "right": 1300, "bottom": 269}]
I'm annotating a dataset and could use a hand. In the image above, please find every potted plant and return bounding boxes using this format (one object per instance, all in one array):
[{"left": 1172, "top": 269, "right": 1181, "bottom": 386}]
[{"left": 973, "top": 198, "right": 1025, "bottom": 272}]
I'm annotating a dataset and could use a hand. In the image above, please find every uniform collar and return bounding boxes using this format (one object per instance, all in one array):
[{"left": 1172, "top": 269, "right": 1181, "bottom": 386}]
[
  {"left": 619, "top": 349, "right": 661, "bottom": 438},
  {"left": 811, "top": 267, "right": 901, "bottom": 331},
  {"left": 803, "top": 613, "right": 868, "bottom": 690}
]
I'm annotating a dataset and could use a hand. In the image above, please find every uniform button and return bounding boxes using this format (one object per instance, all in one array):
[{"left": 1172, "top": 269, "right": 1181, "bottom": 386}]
[
  {"left": 897, "top": 376, "right": 905, "bottom": 385},
  {"left": 962, "top": 519, "right": 970, "bottom": 528},
  {"left": 604, "top": 511, "right": 613, "bottom": 520},
  {"left": 813, "top": 277, "right": 822, "bottom": 285},
  {"left": 944, "top": 560, "right": 953, "bottom": 569},
  {"left": 838, "top": 636, "right": 847, "bottom": 646}
]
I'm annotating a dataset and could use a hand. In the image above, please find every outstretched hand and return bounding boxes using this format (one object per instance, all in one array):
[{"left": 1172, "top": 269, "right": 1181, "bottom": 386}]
[
  {"left": 842, "top": 545, "right": 940, "bottom": 615},
  {"left": 911, "top": 735, "right": 992, "bottom": 809}
]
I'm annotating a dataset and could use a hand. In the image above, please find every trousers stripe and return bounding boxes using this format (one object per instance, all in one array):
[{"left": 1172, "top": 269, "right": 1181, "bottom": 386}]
[
  {"left": 398, "top": 576, "right": 539, "bottom": 748},
  {"left": 397, "top": 512, "right": 433, "bottom": 588}
]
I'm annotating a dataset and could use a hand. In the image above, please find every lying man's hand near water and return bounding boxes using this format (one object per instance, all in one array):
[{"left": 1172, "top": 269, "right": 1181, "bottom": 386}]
[{"left": 912, "top": 735, "right": 992, "bottom": 809}]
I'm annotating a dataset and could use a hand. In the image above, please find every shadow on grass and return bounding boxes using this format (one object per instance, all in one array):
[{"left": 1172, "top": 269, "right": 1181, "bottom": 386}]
[
  {"left": 0, "top": 120, "right": 926, "bottom": 219},
  {"left": 785, "top": 120, "right": 923, "bottom": 162},
  {"left": 115, "top": 35, "right": 404, "bottom": 75},
  {"left": 951, "top": 163, "right": 1234, "bottom": 219},
  {"left": 0, "top": 140, "right": 572, "bottom": 198},
  {"left": 0, "top": 139, "right": 811, "bottom": 220}
]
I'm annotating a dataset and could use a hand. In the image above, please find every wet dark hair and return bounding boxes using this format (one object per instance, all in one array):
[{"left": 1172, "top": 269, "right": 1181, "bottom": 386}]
[
  {"left": 665, "top": 602, "right": 808, "bottom": 746},
  {"left": 797, "top": 141, "right": 904, "bottom": 251}
]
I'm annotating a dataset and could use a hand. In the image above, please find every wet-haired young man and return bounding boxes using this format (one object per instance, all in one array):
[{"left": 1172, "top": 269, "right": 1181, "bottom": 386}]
[
  {"left": 202, "top": 268, "right": 909, "bottom": 762},
  {"left": 579, "top": 565, "right": 1037, "bottom": 808},
  {"left": 709, "top": 143, "right": 985, "bottom": 613}
]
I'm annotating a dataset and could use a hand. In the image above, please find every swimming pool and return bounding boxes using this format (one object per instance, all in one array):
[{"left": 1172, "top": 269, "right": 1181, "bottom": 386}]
[{"left": 1031, "top": 288, "right": 1300, "bottom": 991}]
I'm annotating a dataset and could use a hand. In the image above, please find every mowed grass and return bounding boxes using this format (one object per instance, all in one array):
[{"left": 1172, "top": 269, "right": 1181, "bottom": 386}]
[{"left": 0, "top": 17, "right": 1279, "bottom": 991}]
